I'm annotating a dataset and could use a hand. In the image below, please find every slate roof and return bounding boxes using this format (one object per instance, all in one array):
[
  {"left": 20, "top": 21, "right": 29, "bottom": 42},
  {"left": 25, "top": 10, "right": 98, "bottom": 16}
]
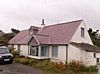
[
  {"left": 70, "top": 42, "right": 100, "bottom": 53},
  {"left": 9, "top": 20, "right": 82, "bottom": 45},
  {"left": 9, "top": 30, "right": 31, "bottom": 45},
  {"left": 37, "top": 20, "right": 82, "bottom": 44}
]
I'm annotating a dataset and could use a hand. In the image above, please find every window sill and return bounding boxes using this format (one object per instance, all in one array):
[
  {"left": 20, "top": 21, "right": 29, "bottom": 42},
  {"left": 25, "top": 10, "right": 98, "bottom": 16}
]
[
  {"left": 51, "top": 57, "right": 59, "bottom": 60},
  {"left": 81, "top": 36, "right": 85, "bottom": 38}
]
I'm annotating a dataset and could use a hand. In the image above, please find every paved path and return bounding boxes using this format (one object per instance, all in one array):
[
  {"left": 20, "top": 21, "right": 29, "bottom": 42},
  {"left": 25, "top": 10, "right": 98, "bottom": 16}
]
[{"left": 0, "top": 63, "right": 42, "bottom": 74}]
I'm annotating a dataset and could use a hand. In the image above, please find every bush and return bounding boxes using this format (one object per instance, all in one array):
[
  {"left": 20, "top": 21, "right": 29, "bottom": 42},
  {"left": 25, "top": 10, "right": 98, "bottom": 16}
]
[
  {"left": 15, "top": 57, "right": 39, "bottom": 66},
  {"left": 68, "top": 60, "right": 97, "bottom": 72},
  {"left": 9, "top": 47, "right": 20, "bottom": 58},
  {"left": 68, "top": 60, "right": 86, "bottom": 72},
  {"left": 82, "top": 66, "right": 97, "bottom": 72},
  {"left": 36, "top": 60, "right": 67, "bottom": 73},
  {"left": 14, "top": 57, "right": 97, "bottom": 73}
]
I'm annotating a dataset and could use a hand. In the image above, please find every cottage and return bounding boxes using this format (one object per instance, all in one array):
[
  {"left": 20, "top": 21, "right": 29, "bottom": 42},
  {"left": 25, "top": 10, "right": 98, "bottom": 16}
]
[{"left": 9, "top": 19, "right": 100, "bottom": 66}]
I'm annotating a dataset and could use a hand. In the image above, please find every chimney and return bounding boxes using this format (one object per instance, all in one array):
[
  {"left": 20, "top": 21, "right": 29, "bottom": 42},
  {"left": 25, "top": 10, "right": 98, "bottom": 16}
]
[{"left": 41, "top": 19, "right": 45, "bottom": 28}]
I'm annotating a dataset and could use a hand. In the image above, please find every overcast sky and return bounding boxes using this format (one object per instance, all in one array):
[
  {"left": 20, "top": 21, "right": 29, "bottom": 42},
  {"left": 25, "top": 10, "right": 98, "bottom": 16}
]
[{"left": 0, "top": 0, "right": 100, "bottom": 32}]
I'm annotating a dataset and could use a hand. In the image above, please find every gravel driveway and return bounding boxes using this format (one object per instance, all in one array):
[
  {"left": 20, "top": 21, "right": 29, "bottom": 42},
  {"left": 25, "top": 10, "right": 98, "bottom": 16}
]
[{"left": 0, "top": 63, "right": 43, "bottom": 74}]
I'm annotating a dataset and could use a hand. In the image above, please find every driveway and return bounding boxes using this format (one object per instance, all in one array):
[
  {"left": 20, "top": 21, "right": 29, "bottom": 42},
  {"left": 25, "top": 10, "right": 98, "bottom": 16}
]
[{"left": 0, "top": 63, "right": 43, "bottom": 74}]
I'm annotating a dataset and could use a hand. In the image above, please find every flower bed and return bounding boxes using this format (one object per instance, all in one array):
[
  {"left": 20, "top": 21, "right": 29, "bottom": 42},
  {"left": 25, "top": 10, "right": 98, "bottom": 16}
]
[{"left": 14, "top": 57, "right": 97, "bottom": 74}]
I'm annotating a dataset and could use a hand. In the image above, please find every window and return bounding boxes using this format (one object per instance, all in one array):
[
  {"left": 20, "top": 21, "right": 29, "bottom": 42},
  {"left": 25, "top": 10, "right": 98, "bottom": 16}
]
[
  {"left": 52, "top": 46, "right": 58, "bottom": 58},
  {"left": 30, "top": 46, "right": 38, "bottom": 56},
  {"left": 12, "top": 45, "right": 14, "bottom": 48},
  {"left": 94, "top": 53, "right": 96, "bottom": 58},
  {"left": 81, "top": 27, "right": 85, "bottom": 37},
  {"left": 18, "top": 45, "right": 20, "bottom": 51},
  {"left": 41, "top": 46, "right": 49, "bottom": 57}
]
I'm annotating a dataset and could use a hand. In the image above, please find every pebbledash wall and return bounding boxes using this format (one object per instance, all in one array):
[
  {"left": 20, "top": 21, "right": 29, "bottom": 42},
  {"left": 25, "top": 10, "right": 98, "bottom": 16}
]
[
  {"left": 68, "top": 21, "right": 96, "bottom": 66},
  {"left": 68, "top": 44, "right": 96, "bottom": 66}
]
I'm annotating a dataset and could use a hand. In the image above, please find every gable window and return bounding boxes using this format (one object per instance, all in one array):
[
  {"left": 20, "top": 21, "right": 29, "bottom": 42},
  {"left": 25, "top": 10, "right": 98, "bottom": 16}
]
[
  {"left": 81, "top": 27, "right": 85, "bottom": 37},
  {"left": 52, "top": 46, "right": 58, "bottom": 58},
  {"left": 41, "top": 45, "right": 49, "bottom": 57}
]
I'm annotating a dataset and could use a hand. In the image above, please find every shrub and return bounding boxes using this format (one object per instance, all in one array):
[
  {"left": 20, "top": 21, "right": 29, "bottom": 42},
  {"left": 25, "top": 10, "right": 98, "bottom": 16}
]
[
  {"left": 68, "top": 60, "right": 97, "bottom": 72},
  {"left": 9, "top": 47, "right": 20, "bottom": 58},
  {"left": 68, "top": 60, "right": 85, "bottom": 72},
  {"left": 35, "top": 60, "right": 67, "bottom": 73},
  {"left": 14, "top": 57, "right": 97, "bottom": 73},
  {"left": 14, "top": 57, "right": 39, "bottom": 66},
  {"left": 81, "top": 65, "right": 97, "bottom": 72}
]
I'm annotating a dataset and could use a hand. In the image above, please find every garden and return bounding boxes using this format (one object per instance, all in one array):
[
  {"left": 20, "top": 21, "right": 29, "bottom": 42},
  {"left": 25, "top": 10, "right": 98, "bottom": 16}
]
[{"left": 9, "top": 47, "right": 97, "bottom": 74}]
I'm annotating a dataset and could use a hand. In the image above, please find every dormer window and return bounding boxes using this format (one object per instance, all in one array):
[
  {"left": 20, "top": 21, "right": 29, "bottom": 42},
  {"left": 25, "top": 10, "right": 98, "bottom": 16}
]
[
  {"left": 29, "top": 31, "right": 33, "bottom": 35},
  {"left": 81, "top": 27, "right": 85, "bottom": 37},
  {"left": 29, "top": 26, "right": 39, "bottom": 35}
]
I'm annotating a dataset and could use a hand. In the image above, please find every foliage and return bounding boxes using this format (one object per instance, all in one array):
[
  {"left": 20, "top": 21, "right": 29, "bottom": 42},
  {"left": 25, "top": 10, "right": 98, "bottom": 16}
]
[
  {"left": 82, "top": 66, "right": 97, "bottom": 72},
  {"left": 14, "top": 57, "right": 97, "bottom": 73},
  {"left": 36, "top": 60, "right": 67, "bottom": 73},
  {"left": 68, "top": 60, "right": 85, "bottom": 72},
  {"left": 0, "top": 33, "right": 15, "bottom": 45},
  {"left": 9, "top": 47, "right": 20, "bottom": 58},
  {"left": 11, "top": 28, "right": 20, "bottom": 34},
  {"left": 68, "top": 60, "right": 97, "bottom": 72},
  {"left": 0, "top": 28, "right": 20, "bottom": 46},
  {"left": 88, "top": 28, "right": 100, "bottom": 47},
  {"left": 15, "top": 56, "right": 39, "bottom": 66}
]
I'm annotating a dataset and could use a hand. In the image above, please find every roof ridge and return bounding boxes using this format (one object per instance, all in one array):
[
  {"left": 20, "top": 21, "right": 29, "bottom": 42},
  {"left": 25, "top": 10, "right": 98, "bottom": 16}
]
[
  {"left": 43, "top": 19, "right": 83, "bottom": 28},
  {"left": 30, "top": 25, "right": 40, "bottom": 28},
  {"left": 35, "top": 34, "right": 49, "bottom": 37},
  {"left": 21, "top": 29, "right": 29, "bottom": 31}
]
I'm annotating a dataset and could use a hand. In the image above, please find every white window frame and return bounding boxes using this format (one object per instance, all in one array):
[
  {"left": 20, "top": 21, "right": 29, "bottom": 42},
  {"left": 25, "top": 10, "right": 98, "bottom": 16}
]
[
  {"left": 81, "top": 27, "right": 85, "bottom": 37},
  {"left": 18, "top": 45, "right": 20, "bottom": 51},
  {"left": 41, "top": 45, "right": 49, "bottom": 57},
  {"left": 30, "top": 46, "right": 38, "bottom": 56},
  {"left": 52, "top": 46, "right": 58, "bottom": 58}
]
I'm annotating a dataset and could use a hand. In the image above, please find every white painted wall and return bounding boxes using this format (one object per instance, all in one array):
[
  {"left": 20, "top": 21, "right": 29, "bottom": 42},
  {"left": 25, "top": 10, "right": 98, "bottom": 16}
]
[
  {"left": 68, "top": 44, "right": 81, "bottom": 62},
  {"left": 13, "top": 45, "right": 29, "bottom": 56},
  {"left": 20, "top": 45, "right": 29, "bottom": 56},
  {"left": 84, "top": 52, "right": 96, "bottom": 66},
  {"left": 14, "top": 45, "right": 18, "bottom": 50},
  {"left": 68, "top": 21, "right": 96, "bottom": 66},
  {"left": 68, "top": 44, "right": 96, "bottom": 66},
  {"left": 70, "top": 21, "right": 93, "bottom": 45},
  {"left": 96, "top": 53, "right": 100, "bottom": 58},
  {"left": 50, "top": 45, "right": 67, "bottom": 63}
]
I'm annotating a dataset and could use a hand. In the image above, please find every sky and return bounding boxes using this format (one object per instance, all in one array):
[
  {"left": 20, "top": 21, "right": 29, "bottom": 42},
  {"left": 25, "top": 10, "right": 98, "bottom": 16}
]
[{"left": 0, "top": 0, "right": 100, "bottom": 32}]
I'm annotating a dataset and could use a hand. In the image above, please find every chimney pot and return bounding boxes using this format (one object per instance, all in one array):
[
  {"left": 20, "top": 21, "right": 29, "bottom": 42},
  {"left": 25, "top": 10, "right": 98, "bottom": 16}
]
[{"left": 41, "top": 19, "right": 45, "bottom": 28}]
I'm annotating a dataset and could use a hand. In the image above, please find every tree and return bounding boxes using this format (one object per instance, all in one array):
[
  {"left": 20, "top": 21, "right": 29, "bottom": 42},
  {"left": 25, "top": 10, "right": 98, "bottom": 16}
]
[
  {"left": 0, "top": 33, "right": 15, "bottom": 46},
  {"left": 11, "top": 28, "right": 20, "bottom": 34},
  {"left": 88, "top": 28, "right": 100, "bottom": 47},
  {"left": 0, "top": 28, "right": 20, "bottom": 45}
]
